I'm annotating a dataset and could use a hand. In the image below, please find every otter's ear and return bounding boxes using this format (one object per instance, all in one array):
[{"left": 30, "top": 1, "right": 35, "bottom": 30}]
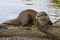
[{"left": 48, "top": 20, "right": 52, "bottom": 25}]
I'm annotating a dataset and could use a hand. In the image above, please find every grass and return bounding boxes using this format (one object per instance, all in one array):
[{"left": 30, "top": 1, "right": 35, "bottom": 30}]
[
  {"left": 0, "top": 25, "right": 46, "bottom": 37},
  {"left": 52, "top": 0, "right": 60, "bottom": 4},
  {"left": 0, "top": 25, "right": 60, "bottom": 39},
  {"left": 0, "top": 23, "right": 60, "bottom": 40},
  {"left": 51, "top": 0, "right": 60, "bottom": 8}
]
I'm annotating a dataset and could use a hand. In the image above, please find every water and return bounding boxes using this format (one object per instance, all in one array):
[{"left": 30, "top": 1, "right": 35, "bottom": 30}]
[{"left": 0, "top": 0, "right": 60, "bottom": 23}]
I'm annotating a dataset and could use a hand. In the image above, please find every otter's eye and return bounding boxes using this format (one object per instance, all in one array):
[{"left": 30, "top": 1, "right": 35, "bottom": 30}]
[
  {"left": 37, "top": 15, "right": 42, "bottom": 17},
  {"left": 37, "top": 16, "right": 40, "bottom": 17},
  {"left": 40, "top": 15, "right": 42, "bottom": 16},
  {"left": 44, "top": 14, "right": 47, "bottom": 16}
]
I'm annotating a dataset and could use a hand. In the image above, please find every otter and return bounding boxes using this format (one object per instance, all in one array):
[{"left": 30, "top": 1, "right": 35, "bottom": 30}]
[
  {"left": 35, "top": 12, "right": 52, "bottom": 25},
  {"left": 2, "top": 9, "right": 37, "bottom": 26},
  {"left": 35, "top": 12, "right": 59, "bottom": 40}
]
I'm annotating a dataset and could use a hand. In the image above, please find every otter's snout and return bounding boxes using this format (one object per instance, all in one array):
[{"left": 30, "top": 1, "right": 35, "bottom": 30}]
[
  {"left": 36, "top": 16, "right": 38, "bottom": 19},
  {"left": 36, "top": 15, "right": 40, "bottom": 19}
]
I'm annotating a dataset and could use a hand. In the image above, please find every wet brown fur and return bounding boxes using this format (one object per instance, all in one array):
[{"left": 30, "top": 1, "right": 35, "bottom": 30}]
[{"left": 3, "top": 9, "right": 37, "bottom": 26}]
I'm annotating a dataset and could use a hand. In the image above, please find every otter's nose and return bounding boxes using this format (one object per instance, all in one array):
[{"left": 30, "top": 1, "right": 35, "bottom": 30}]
[
  {"left": 36, "top": 16, "right": 37, "bottom": 19},
  {"left": 36, "top": 16, "right": 40, "bottom": 18},
  {"left": 36, "top": 16, "right": 39, "bottom": 19}
]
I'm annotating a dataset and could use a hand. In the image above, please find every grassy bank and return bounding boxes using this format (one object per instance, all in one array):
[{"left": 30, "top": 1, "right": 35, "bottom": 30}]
[
  {"left": 0, "top": 25, "right": 60, "bottom": 39},
  {"left": 0, "top": 25, "right": 46, "bottom": 37}
]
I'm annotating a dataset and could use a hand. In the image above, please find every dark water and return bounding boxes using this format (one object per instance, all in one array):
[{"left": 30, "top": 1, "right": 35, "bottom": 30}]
[{"left": 0, "top": 0, "right": 60, "bottom": 23}]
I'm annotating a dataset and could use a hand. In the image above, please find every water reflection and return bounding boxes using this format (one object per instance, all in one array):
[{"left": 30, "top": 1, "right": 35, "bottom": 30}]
[
  {"left": 51, "top": 0, "right": 60, "bottom": 8},
  {"left": 23, "top": 0, "right": 32, "bottom": 1},
  {"left": 0, "top": 0, "right": 60, "bottom": 23},
  {"left": 49, "top": 0, "right": 60, "bottom": 22}
]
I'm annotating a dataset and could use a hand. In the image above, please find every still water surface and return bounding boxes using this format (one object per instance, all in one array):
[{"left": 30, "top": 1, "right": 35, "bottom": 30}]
[{"left": 0, "top": 0, "right": 60, "bottom": 23}]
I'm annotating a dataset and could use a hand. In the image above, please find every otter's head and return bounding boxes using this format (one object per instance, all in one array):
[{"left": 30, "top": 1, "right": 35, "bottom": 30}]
[{"left": 36, "top": 12, "right": 52, "bottom": 25}]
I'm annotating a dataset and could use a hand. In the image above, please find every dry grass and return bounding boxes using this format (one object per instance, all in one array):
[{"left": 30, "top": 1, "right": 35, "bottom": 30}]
[
  {"left": 0, "top": 25, "right": 60, "bottom": 38},
  {"left": 0, "top": 25, "right": 46, "bottom": 37}
]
